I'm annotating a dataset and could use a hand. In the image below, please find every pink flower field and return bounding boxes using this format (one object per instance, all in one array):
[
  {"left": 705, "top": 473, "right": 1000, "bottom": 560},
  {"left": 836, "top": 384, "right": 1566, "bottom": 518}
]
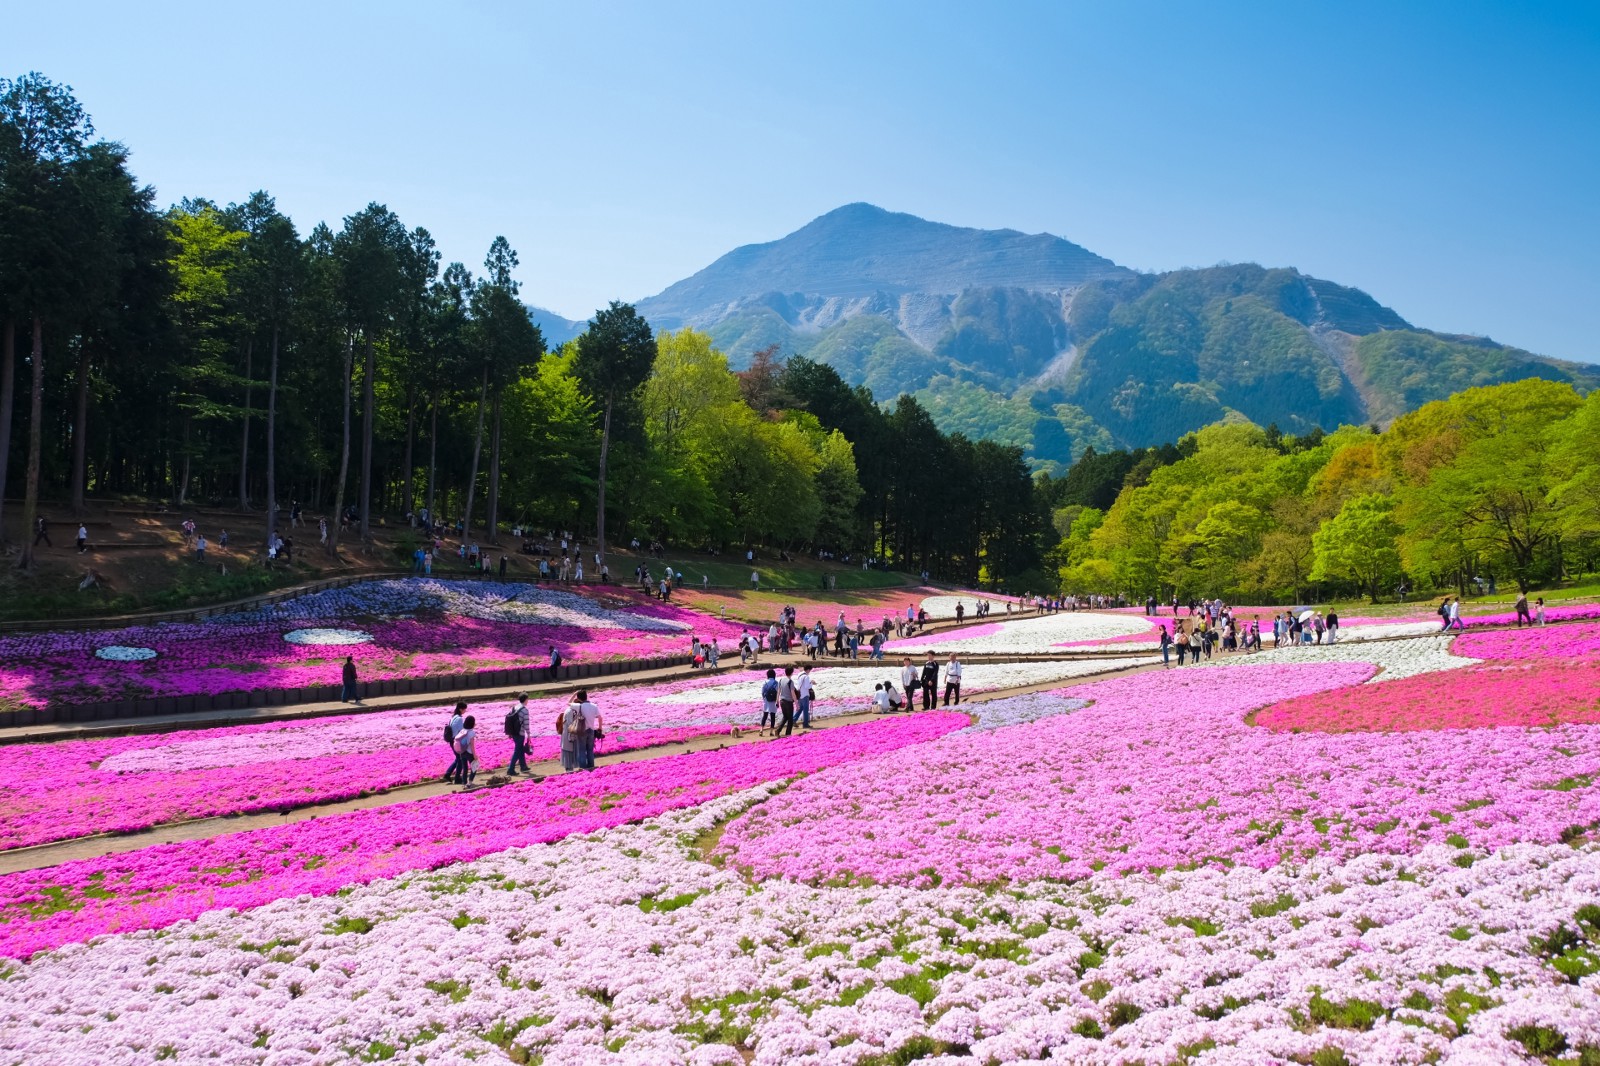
[
  {"left": 715, "top": 661, "right": 1600, "bottom": 886},
  {"left": 3, "top": 615, "right": 1600, "bottom": 1061},
  {"left": 0, "top": 578, "right": 745, "bottom": 710},
  {"left": 0, "top": 714, "right": 966, "bottom": 960}
]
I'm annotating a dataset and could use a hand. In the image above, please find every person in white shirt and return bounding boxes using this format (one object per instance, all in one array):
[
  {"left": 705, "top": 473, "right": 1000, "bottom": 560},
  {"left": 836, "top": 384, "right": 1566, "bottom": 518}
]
[
  {"left": 944, "top": 654, "right": 964, "bottom": 706},
  {"left": 900, "top": 657, "right": 919, "bottom": 711},
  {"left": 76, "top": 525, "right": 88, "bottom": 553},
  {"left": 578, "top": 696, "right": 603, "bottom": 769},
  {"left": 873, "top": 683, "right": 892, "bottom": 714},
  {"left": 796, "top": 664, "right": 816, "bottom": 729}
]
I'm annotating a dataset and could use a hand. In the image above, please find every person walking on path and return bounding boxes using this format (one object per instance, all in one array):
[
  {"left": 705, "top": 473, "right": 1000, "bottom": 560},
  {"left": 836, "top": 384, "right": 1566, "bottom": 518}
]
[
  {"left": 76, "top": 524, "right": 88, "bottom": 554},
  {"left": 921, "top": 654, "right": 940, "bottom": 710},
  {"left": 776, "top": 666, "right": 799, "bottom": 738},
  {"left": 443, "top": 702, "right": 466, "bottom": 782},
  {"left": 340, "top": 655, "right": 359, "bottom": 703},
  {"left": 505, "top": 692, "right": 531, "bottom": 776},
  {"left": 1438, "top": 597, "right": 1454, "bottom": 632},
  {"left": 1536, "top": 597, "right": 1547, "bottom": 626},
  {"left": 759, "top": 669, "right": 779, "bottom": 736},
  {"left": 546, "top": 645, "right": 563, "bottom": 682},
  {"left": 1515, "top": 592, "right": 1532, "bottom": 627},
  {"left": 1188, "top": 625, "right": 1203, "bottom": 664},
  {"left": 195, "top": 534, "right": 207, "bottom": 563},
  {"left": 579, "top": 696, "right": 602, "bottom": 769},
  {"left": 1326, "top": 610, "right": 1340, "bottom": 643},
  {"left": 33, "top": 517, "right": 51, "bottom": 547},
  {"left": 1449, "top": 597, "right": 1463, "bottom": 631},
  {"left": 560, "top": 691, "right": 592, "bottom": 773},
  {"left": 451, "top": 714, "right": 478, "bottom": 785},
  {"left": 943, "top": 653, "right": 963, "bottom": 706},
  {"left": 900, "top": 657, "right": 919, "bottom": 710},
  {"left": 1159, "top": 623, "right": 1172, "bottom": 666},
  {"left": 797, "top": 663, "right": 816, "bottom": 730}
]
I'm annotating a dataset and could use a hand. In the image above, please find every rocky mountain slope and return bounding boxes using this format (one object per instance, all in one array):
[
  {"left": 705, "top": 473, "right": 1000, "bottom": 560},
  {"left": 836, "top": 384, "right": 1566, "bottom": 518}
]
[{"left": 540, "top": 204, "right": 1598, "bottom": 469}]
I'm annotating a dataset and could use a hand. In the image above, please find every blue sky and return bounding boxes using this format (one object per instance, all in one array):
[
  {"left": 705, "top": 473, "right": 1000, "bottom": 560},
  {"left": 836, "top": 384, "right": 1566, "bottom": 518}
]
[{"left": 9, "top": 1, "right": 1598, "bottom": 359}]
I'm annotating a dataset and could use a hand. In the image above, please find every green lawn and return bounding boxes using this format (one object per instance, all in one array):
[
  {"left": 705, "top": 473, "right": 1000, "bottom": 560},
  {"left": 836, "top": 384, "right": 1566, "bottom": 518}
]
[{"left": 610, "top": 550, "right": 914, "bottom": 592}]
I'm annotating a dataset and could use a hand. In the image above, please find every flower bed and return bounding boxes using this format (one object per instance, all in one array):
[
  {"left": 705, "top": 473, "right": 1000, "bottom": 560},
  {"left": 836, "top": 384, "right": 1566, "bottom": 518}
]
[
  {"left": 0, "top": 714, "right": 968, "bottom": 960},
  {"left": 886, "top": 611, "right": 1154, "bottom": 654},
  {"left": 0, "top": 701, "right": 728, "bottom": 851},
  {"left": 1454, "top": 620, "right": 1600, "bottom": 662},
  {"left": 2, "top": 787, "right": 1595, "bottom": 1064},
  {"left": 0, "top": 579, "right": 744, "bottom": 710},
  {"left": 0, "top": 657, "right": 1150, "bottom": 852},
  {"left": 715, "top": 663, "right": 1600, "bottom": 886},
  {"left": 1257, "top": 660, "right": 1600, "bottom": 733}
]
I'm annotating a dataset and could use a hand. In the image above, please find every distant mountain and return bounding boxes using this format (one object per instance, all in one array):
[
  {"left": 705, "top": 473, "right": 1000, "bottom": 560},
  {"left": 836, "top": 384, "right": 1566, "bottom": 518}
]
[
  {"left": 525, "top": 305, "right": 586, "bottom": 347},
  {"left": 628, "top": 204, "right": 1598, "bottom": 469}
]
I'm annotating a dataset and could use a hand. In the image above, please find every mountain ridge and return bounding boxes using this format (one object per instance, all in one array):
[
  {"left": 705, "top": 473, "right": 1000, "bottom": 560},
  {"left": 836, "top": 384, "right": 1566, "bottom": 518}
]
[{"left": 544, "top": 204, "right": 1598, "bottom": 469}]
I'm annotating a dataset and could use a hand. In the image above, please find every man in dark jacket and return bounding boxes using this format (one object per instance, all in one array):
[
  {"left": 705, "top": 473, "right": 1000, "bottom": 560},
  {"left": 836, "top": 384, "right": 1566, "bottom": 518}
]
[
  {"left": 341, "top": 656, "right": 359, "bottom": 703},
  {"left": 920, "top": 654, "right": 940, "bottom": 711}
]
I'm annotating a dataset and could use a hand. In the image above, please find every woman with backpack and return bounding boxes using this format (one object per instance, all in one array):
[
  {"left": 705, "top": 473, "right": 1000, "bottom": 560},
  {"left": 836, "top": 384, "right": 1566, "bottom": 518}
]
[
  {"left": 504, "top": 693, "right": 531, "bottom": 776},
  {"left": 560, "top": 691, "right": 596, "bottom": 772},
  {"left": 758, "top": 669, "right": 779, "bottom": 736},
  {"left": 443, "top": 701, "right": 466, "bottom": 782}
]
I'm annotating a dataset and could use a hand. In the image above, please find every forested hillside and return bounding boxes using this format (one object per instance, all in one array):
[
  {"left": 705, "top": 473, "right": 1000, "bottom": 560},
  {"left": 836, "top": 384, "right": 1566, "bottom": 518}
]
[
  {"left": 0, "top": 74, "right": 1045, "bottom": 587},
  {"left": 1049, "top": 378, "right": 1600, "bottom": 601}
]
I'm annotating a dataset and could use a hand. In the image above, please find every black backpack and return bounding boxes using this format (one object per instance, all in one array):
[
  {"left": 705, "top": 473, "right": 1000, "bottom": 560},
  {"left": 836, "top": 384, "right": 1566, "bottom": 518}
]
[
  {"left": 443, "top": 721, "right": 455, "bottom": 743},
  {"left": 504, "top": 708, "right": 522, "bottom": 738}
]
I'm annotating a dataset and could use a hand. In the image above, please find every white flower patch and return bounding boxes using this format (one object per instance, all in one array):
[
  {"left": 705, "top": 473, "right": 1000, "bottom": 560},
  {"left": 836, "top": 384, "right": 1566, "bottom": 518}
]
[
  {"left": 963, "top": 692, "right": 1091, "bottom": 731},
  {"left": 646, "top": 658, "right": 1154, "bottom": 706},
  {"left": 918, "top": 594, "right": 1013, "bottom": 619},
  {"left": 93, "top": 646, "right": 157, "bottom": 662},
  {"left": 887, "top": 611, "right": 1153, "bottom": 654},
  {"left": 282, "top": 627, "right": 374, "bottom": 646},
  {"left": 1201, "top": 634, "right": 1477, "bottom": 682},
  {"left": 1334, "top": 620, "right": 1444, "bottom": 641}
]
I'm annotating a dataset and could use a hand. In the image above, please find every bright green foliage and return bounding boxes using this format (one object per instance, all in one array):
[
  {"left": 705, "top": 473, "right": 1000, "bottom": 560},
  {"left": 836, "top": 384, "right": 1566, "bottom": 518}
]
[{"left": 1310, "top": 495, "right": 1404, "bottom": 602}]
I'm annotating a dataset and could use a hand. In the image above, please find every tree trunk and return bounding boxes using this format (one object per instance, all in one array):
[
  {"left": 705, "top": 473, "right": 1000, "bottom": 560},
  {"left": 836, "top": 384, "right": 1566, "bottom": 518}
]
[
  {"left": 425, "top": 396, "right": 438, "bottom": 522},
  {"left": 359, "top": 333, "right": 375, "bottom": 539},
  {"left": 177, "top": 417, "right": 192, "bottom": 505},
  {"left": 70, "top": 340, "right": 91, "bottom": 516},
  {"left": 265, "top": 325, "right": 279, "bottom": 548},
  {"left": 17, "top": 318, "right": 44, "bottom": 570},
  {"left": 238, "top": 337, "right": 253, "bottom": 511},
  {"left": 329, "top": 334, "right": 354, "bottom": 558},
  {"left": 402, "top": 389, "right": 415, "bottom": 520},
  {"left": 461, "top": 363, "right": 488, "bottom": 543},
  {"left": 486, "top": 390, "right": 501, "bottom": 545},
  {"left": 595, "top": 396, "right": 613, "bottom": 573},
  {"left": 0, "top": 318, "right": 16, "bottom": 547}
]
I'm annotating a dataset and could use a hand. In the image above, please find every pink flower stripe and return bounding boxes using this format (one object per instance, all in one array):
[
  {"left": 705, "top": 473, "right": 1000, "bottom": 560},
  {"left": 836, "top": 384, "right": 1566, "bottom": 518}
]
[
  {"left": 1461, "top": 602, "right": 1600, "bottom": 628},
  {"left": 0, "top": 579, "right": 745, "bottom": 710},
  {"left": 0, "top": 713, "right": 967, "bottom": 960},
  {"left": 715, "top": 663, "right": 1600, "bottom": 886},
  {"left": 1453, "top": 620, "right": 1600, "bottom": 661},
  {"left": 1255, "top": 660, "right": 1600, "bottom": 733}
]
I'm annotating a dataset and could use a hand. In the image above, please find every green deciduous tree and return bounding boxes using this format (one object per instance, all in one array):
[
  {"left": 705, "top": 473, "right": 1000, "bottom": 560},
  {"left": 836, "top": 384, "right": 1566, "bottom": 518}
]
[
  {"left": 574, "top": 302, "right": 656, "bottom": 570},
  {"left": 1311, "top": 493, "right": 1403, "bottom": 602}
]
